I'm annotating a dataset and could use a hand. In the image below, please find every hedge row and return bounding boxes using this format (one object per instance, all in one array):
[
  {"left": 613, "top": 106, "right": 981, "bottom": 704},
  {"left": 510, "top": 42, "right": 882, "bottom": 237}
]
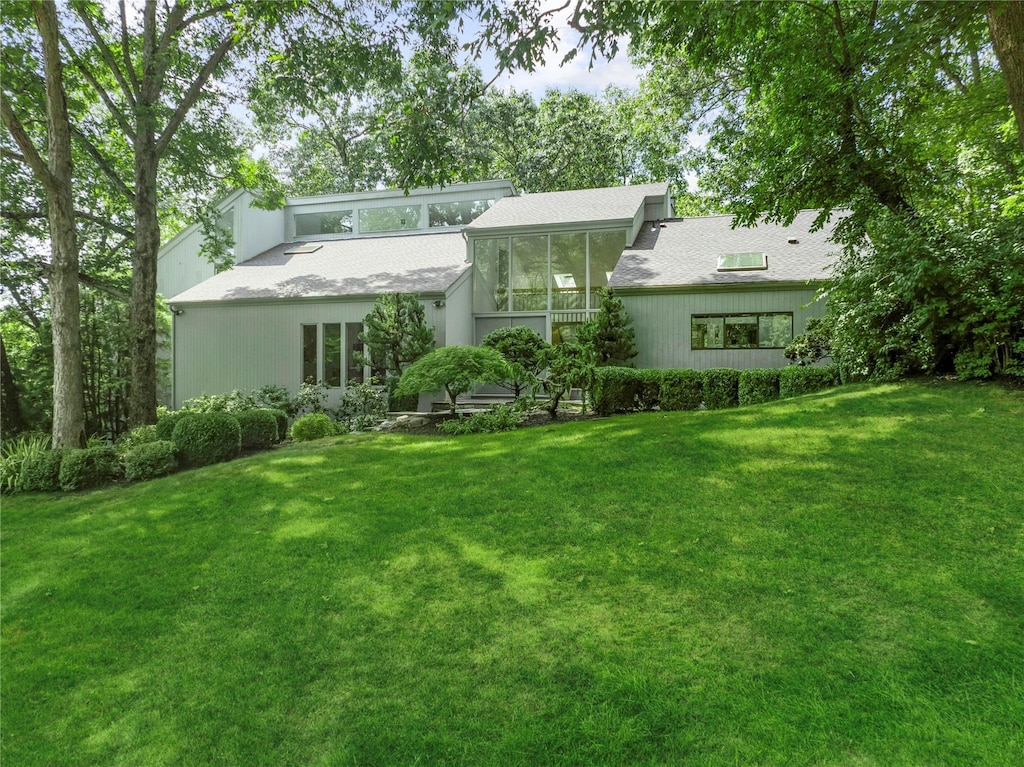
[{"left": 591, "top": 365, "right": 840, "bottom": 414}]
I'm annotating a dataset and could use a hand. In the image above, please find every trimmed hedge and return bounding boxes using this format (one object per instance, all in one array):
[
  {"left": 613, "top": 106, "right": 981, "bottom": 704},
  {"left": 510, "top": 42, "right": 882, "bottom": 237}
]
[
  {"left": 636, "top": 369, "right": 662, "bottom": 411},
  {"left": 739, "top": 368, "right": 782, "bottom": 406},
  {"left": 659, "top": 370, "right": 703, "bottom": 411},
  {"left": 290, "top": 413, "right": 336, "bottom": 442},
  {"left": 702, "top": 368, "right": 741, "bottom": 410},
  {"left": 266, "top": 408, "right": 289, "bottom": 443},
  {"left": 236, "top": 409, "right": 279, "bottom": 450},
  {"left": 156, "top": 409, "right": 192, "bottom": 441},
  {"left": 20, "top": 449, "right": 66, "bottom": 493},
  {"left": 59, "top": 446, "right": 120, "bottom": 492},
  {"left": 171, "top": 412, "right": 242, "bottom": 468},
  {"left": 779, "top": 365, "right": 840, "bottom": 398},
  {"left": 123, "top": 440, "right": 178, "bottom": 482},
  {"left": 592, "top": 368, "right": 662, "bottom": 415}
]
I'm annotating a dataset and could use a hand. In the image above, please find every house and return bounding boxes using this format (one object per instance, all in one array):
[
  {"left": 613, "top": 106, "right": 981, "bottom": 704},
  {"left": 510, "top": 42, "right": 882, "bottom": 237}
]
[{"left": 160, "top": 180, "right": 837, "bottom": 409}]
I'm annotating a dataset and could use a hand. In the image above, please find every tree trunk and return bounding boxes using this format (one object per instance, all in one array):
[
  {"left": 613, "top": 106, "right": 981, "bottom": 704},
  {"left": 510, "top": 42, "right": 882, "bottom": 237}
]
[
  {"left": 128, "top": 147, "right": 160, "bottom": 427},
  {"left": 35, "top": 0, "right": 85, "bottom": 448},
  {"left": 0, "top": 333, "right": 26, "bottom": 436},
  {"left": 989, "top": 0, "right": 1024, "bottom": 151}
]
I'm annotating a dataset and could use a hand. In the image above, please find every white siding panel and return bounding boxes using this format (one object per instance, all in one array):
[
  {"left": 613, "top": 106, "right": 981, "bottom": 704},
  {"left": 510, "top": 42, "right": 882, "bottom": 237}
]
[
  {"left": 236, "top": 205, "right": 285, "bottom": 262},
  {"left": 158, "top": 228, "right": 216, "bottom": 300},
  {"left": 622, "top": 288, "right": 826, "bottom": 370},
  {"left": 445, "top": 271, "right": 474, "bottom": 347}
]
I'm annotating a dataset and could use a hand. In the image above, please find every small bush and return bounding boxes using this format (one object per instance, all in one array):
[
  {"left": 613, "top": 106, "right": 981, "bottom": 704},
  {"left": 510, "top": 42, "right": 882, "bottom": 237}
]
[
  {"left": 438, "top": 404, "right": 522, "bottom": 435},
  {"left": 171, "top": 412, "right": 242, "bottom": 468},
  {"left": 739, "top": 369, "right": 782, "bottom": 406},
  {"left": 779, "top": 365, "right": 840, "bottom": 398},
  {"left": 59, "top": 446, "right": 120, "bottom": 492},
  {"left": 266, "top": 408, "right": 289, "bottom": 443},
  {"left": 702, "top": 368, "right": 741, "bottom": 410},
  {"left": 123, "top": 440, "right": 177, "bottom": 482},
  {"left": 290, "top": 412, "right": 336, "bottom": 442},
  {"left": 339, "top": 382, "right": 388, "bottom": 431},
  {"left": 156, "top": 409, "right": 192, "bottom": 441},
  {"left": 659, "top": 370, "right": 703, "bottom": 411},
  {"left": 115, "top": 424, "right": 159, "bottom": 456},
  {"left": 0, "top": 432, "right": 51, "bottom": 493},
  {"left": 637, "top": 369, "right": 662, "bottom": 411},
  {"left": 235, "top": 409, "right": 279, "bottom": 450},
  {"left": 592, "top": 367, "right": 655, "bottom": 415},
  {"left": 20, "top": 448, "right": 66, "bottom": 493}
]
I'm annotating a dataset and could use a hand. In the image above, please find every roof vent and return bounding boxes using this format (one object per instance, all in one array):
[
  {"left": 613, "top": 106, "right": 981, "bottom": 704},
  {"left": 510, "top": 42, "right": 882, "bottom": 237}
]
[{"left": 787, "top": 237, "right": 799, "bottom": 245}]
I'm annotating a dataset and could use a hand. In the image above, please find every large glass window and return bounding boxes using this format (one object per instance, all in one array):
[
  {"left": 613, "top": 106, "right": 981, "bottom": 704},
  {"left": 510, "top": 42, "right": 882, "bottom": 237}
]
[
  {"left": 511, "top": 235, "right": 548, "bottom": 311},
  {"left": 295, "top": 210, "right": 353, "bottom": 236},
  {"left": 550, "top": 233, "right": 587, "bottom": 310},
  {"left": 428, "top": 199, "right": 494, "bottom": 227},
  {"left": 323, "top": 323, "right": 342, "bottom": 387},
  {"left": 345, "top": 323, "right": 364, "bottom": 385},
  {"left": 358, "top": 205, "right": 422, "bottom": 233},
  {"left": 473, "top": 238, "right": 509, "bottom": 312},
  {"left": 692, "top": 313, "right": 793, "bottom": 349},
  {"left": 589, "top": 231, "right": 627, "bottom": 307},
  {"left": 302, "top": 324, "right": 318, "bottom": 383}
]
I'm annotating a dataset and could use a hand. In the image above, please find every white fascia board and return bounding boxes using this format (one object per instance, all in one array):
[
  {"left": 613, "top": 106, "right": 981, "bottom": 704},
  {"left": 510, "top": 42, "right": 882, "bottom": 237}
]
[
  {"left": 286, "top": 179, "right": 516, "bottom": 208},
  {"left": 158, "top": 188, "right": 252, "bottom": 257},
  {"left": 611, "top": 280, "right": 828, "bottom": 296},
  {"left": 463, "top": 217, "right": 636, "bottom": 241},
  {"left": 168, "top": 290, "right": 449, "bottom": 309}
]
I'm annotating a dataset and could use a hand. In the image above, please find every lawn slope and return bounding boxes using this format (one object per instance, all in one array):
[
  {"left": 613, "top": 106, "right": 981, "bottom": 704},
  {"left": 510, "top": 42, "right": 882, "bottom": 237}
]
[{"left": 2, "top": 380, "right": 1022, "bottom": 766}]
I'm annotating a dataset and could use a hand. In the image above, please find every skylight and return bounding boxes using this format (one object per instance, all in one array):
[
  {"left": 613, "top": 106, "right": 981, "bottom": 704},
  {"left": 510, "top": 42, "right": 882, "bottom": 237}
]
[
  {"left": 717, "top": 252, "right": 767, "bottom": 271},
  {"left": 284, "top": 244, "right": 323, "bottom": 255}
]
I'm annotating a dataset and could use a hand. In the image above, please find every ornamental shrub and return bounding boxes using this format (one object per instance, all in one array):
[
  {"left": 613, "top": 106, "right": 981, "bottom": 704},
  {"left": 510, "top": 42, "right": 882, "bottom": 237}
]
[
  {"left": 290, "top": 412, "right": 337, "bottom": 442},
  {"left": 115, "top": 424, "right": 158, "bottom": 456},
  {"left": 592, "top": 368, "right": 660, "bottom": 414},
  {"left": 19, "top": 448, "right": 66, "bottom": 493},
  {"left": 481, "top": 325, "right": 550, "bottom": 399},
  {"left": 739, "top": 369, "right": 781, "bottom": 406},
  {"left": 171, "top": 412, "right": 242, "bottom": 468},
  {"left": 59, "top": 446, "right": 121, "bottom": 492},
  {"left": 437, "top": 404, "right": 522, "bottom": 435},
  {"left": 0, "top": 432, "right": 51, "bottom": 493},
  {"left": 636, "top": 369, "right": 663, "bottom": 411},
  {"left": 659, "top": 370, "right": 703, "bottom": 411},
  {"left": 702, "top": 368, "right": 741, "bottom": 410},
  {"left": 156, "top": 409, "right": 192, "bottom": 441},
  {"left": 123, "top": 440, "right": 178, "bottom": 482},
  {"left": 395, "top": 346, "right": 509, "bottom": 414},
  {"left": 779, "top": 365, "right": 840, "bottom": 398},
  {"left": 266, "top": 408, "right": 289, "bottom": 443},
  {"left": 235, "top": 409, "right": 279, "bottom": 450}
]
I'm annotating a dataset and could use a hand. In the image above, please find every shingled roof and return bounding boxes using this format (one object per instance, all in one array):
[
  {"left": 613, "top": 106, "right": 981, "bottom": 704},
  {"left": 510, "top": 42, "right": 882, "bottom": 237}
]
[
  {"left": 168, "top": 231, "right": 468, "bottom": 304},
  {"left": 611, "top": 210, "right": 843, "bottom": 289}
]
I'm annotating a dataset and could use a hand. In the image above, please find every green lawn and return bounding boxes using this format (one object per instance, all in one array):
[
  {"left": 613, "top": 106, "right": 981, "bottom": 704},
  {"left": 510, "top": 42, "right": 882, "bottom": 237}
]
[{"left": 2, "top": 380, "right": 1022, "bottom": 766}]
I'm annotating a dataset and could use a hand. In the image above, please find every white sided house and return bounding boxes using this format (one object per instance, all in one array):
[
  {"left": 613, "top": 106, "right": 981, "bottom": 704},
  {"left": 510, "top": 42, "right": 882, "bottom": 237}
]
[{"left": 161, "top": 180, "right": 837, "bottom": 409}]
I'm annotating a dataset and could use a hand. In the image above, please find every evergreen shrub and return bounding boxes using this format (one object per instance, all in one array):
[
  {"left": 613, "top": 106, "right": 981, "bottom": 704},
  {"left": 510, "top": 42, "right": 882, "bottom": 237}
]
[
  {"left": 739, "top": 369, "right": 782, "bottom": 406},
  {"left": 115, "top": 424, "right": 158, "bottom": 456},
  {"left": 156, "top": 409, "right": 192, "bottom": 441},
  {"left": 438, "top": 404, "right": 522, "bottom": 435},
  {"left": 290, "top": 413, "right": 336, "bottom": 442},
  {"left": 123, "top": 441, "right": 178, "bottom": 482},
  {"left": 592, "top": 367, "right": 642, "bottom": 415},
  {"left": 266, "top": 408, "right": 289, "bottom": 443},
  {"left": 779, "top": 365, "right": 840, "bottom": 398},
  {"left": 235, "top": 409, "right": 279, "bottom": 450},
  {"left": 637, "top": 370, "right": 663, "bottom": 411},
  {"left": 171, "top": 412, "right": 242, "bottom": 468},
  {"left": 59, "top": 446, "right": 121, "bottom": 492},
  {"left": 20, "top": 448, "right": 66, "bottom": 492},
  {"left": 702, "top": 368, "right": 741, "bottom": 410},
  {"left": 659, "top": 370, "right": 703, "bottom": 411}
]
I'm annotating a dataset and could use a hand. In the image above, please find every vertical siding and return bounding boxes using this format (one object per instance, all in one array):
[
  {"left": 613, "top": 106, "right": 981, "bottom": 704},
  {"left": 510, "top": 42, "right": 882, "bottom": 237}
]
[
  {"left": 622, "top": 288, "right": 826, "bottom": 370},
  {"left": 236, "top": 204, "right": 285, "bottom": 262},
  {"left": 445, "top": 270, "right": 474, "bottom": 347},
  {"left": 157, "top": 228, "right": 214, "bottom": 300}
]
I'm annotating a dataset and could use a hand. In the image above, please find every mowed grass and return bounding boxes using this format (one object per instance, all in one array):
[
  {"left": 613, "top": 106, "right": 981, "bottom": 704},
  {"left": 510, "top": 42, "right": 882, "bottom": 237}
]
[{"left": 2, "top": 380, "right": 1022, "bottom": 766}]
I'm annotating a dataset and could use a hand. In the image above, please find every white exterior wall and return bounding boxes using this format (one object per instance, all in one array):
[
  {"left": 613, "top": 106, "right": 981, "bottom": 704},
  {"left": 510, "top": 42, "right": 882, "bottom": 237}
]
[
  {"left": 445, "top": 269, "right": 474, "bottom": 347},
  {"left": 621, "top": 286, "right": 826, "bottom": 371},
  {"left": 172, "top": 297, "right": 445, "bottom": 409}
]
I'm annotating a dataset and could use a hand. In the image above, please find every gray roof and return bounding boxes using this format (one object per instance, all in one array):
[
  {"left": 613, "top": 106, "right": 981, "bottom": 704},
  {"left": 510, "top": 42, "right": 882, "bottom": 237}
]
[
  {"left": 611, "top": 210, "right": 842, "bottom": 289},
  {"left": 465, "top": 182, "right": 669, "bottom": 231},
  {"left": 169, "top": 231, "right": 468, "bottom": 304}
]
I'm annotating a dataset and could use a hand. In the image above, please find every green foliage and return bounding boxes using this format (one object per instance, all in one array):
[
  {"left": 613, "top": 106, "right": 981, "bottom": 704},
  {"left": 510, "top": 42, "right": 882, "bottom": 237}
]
[
  {"left": 659, "top": 370, "right": 704, "bottom": 412},
  {"left": 540, "top": 343, "right": 596, "bottom": 418},
  {"left": 115, "top": 425, "right": 159, "bottom": 457},
  {"left": 58, "top": 446, "right": 120, "bottom": 492},
  {"left": 19, "top": 448, "right": 66, "bottom": 493},
  {"left": 293, "top": 380, "right": 329, "bottom": 416},
  {"left": 702, "top": 368, "right": 741, "bottom": 410},
  {"left": 481, "top": 325, "right": 550, "bottom": 399},
  {"left": 738, "top": 369, "right": 782, "bottom": 407},
  {"left": 386, "top": 377, "right": 420, "bottom": 413},
  {"left": 290, "top": 413, "right": 337, "bottom": 442},
  {"left": 577, "top": 287, "right": 638, "bottom": 367},
  {"left": 338, "top": 382, "right": 388, "bottom": 432},
  {"left": 779, "top": 366, "right": 841, "bottom": 399},
  {"left": 171, "top": 413, "right": 242, "bottom": 469},
  {"left": 356, "top": 293, "right": 435, "bottom": 381},
  {"left": 437, "top": 404, "right": 522, "bottom": 435},
  {"left": 235, "top": 409, "right": 279, "bottom": 450},
  {"left": 591, "top": 368, "right": 662, "bottom": 415},
  {"left": 156, "top": 410, "right": 192, "bottom": 441},
  {"left": 395, "top": 346, "right": 508, "bottom": 414},
  {"left": 252, "top": 385, "right": 294, "bottom": 415},
  {"left": 122, "top": 441, "right": 177, "bottom": 483},
  {"left": 0, "top": 433, "right": 52, "bottom": 493},
  {"left": 266, "top": 409, "right": 289, "bottom": 444},
  {"left": 784, "top": 318, "right": 832, "bottom": 367}
]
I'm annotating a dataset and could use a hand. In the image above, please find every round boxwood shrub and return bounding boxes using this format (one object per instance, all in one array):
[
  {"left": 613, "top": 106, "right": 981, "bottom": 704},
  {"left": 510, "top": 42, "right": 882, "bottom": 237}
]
[
  {"left": 738, "top": 368, "right": 782, "bottom": 406},
  {"left": 20, "top": 448, "right": 66, "bottom": 493},
  {"left": 235, "top": 409, "right": 279, "bottom": 450},
  {"left": 171, "top": 412, "right": 242, "bottom": 468},
  {"left": 659, "top": 369, "right": 703, "bottom": 411},
  {"left": 702, "top": 368, "right": 741, "bottom": 410},
  {"left": 290, "top": 412, "right": 336, "bottom": 442},
  {"left": 123, "top": 440, "right": 178, "bottom": 482},
  {"left": 156, "top": 409, "right": 192, "bottom": 441},
  {"left": 59, "top": 446, "right": 121, "bottom": 492},
  {"left": 265, "top": 408, "right": 289, "bottom": 443}
]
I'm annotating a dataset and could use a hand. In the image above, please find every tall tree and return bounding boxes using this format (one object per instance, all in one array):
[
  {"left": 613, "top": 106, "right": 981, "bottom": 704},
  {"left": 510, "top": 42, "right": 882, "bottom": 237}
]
[
  {"left": 987, "top": 0, "right": 1024, "bottom": 150},
  {"left": 1, "top": 1, "right": 84, "bottom": 448}
]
